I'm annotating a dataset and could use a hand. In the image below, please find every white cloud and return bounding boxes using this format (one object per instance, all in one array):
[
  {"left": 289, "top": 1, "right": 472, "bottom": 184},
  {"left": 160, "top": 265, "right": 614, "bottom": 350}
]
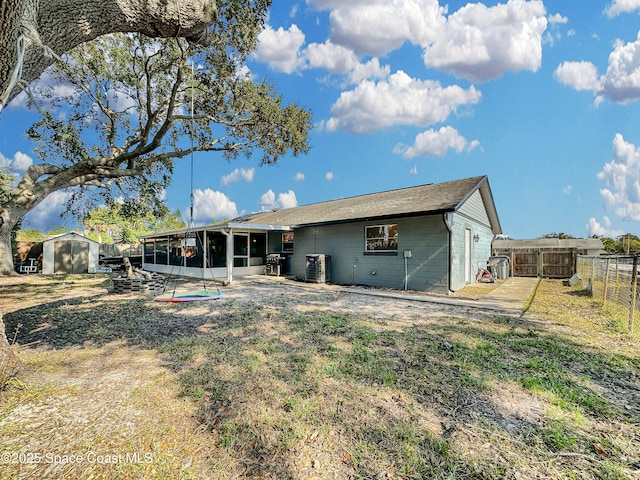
[
  {"left": 294, "top": 172, "right": 305, "bottom": 181},
  {"left": 259, "top": 190, "right": 277, "bottom": 210},
  {"left": 556, "top": 32, "right": 640, "bottom": 104},
  {"left": 255, "top": 24, "right": 306, "bottom": 73},
  {"left": 409, "top": 165, "right": 418, "bottom": 175},
  {"left": 325, "top": 171, "right": 334, "bottom": 181},
  {"left": 548, "top": 13, "right": 568, "bottom": 24},
  {"left": 554, "top": 61, "right": 601, "bottom": 91},
  {"left": 600, "top": 33, "right": 640, "bottom": 103},
  {"left": 254, "top": 23, "right": 390, "bottom": 84},
  {"left": 605, "top": 0, "right": 640, "bottom": 18},
  {"left": 259, "top": 189, "right": 298, "bottom": 211},
  {"left": 586, "top": 216, "right": 624, "bottom": 238},
  {"left": 305, "top": 0, "right": 548, "bottom": 82},
  {"left": 597, "top": 133, "right": 640, "bottom": 222},
  {"left": 325, "top": 71, "right": 481, "bottom": 134},
  {"left": 22, "top": 190, "right": 72, "bottom": 231},
  {"left": 221, "top": 167, "right": 255, "bottom": 186},
  {"left": 7, "top": 65, "right": 77, "bottom": 111},
  {"left": 191, "top": 189, "right": 238, "bottom": 224},
  {"left": 562, "top": 185, "right": 573, "bottom": 195},
  {"left": 13, "top": 152, "right": 33, "bottom": 171},
  {"left": 346, "top": 58, "right": 390, "bottom": 85},
  {"left": 277, "top": 190, "right": 298, "bottom": 209},
  {"left": 398, "top": 126, "right": 479, "bottom": 158},
  {"left": 304, "top": 40, "right": 360, "bottom": 74},
  {"left": 258, "top": 0, "right": 547, "bottom": 114},
  {"left": 327, "top": 0, "right": 446, "bottom": 57},
  {"left": 423, "top": 0, "right": 548, "bottom": 82},
  {"left": 0, "top": 151, "right": 33, "bottom": 172}
]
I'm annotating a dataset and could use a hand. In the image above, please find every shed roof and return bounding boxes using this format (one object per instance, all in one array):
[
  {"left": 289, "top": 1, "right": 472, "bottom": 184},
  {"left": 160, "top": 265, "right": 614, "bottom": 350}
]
[
  {"left": 492, "top": 238, "right": 604, "bottom": 250},
  {"left": 235, "top": 175, "right": 502, "bottom": 233},
  {"left": 42, "top": 232, "right": 99, "bottom": 245}
]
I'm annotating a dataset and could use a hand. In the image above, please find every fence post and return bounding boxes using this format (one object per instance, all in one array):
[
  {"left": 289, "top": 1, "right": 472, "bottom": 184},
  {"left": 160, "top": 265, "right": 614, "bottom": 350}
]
[
  {"left": 603, "top": 257, "right": 610, "bottom": 307},
  {"left": 630, "top": 255, "right": 638, "bottom": 334},
  {"left": 615, "top": 257, "right": 620, "bottom": 302}
]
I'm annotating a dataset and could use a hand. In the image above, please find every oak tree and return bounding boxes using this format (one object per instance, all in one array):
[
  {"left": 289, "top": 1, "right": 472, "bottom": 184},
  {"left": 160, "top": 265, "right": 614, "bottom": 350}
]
[
  {"left": 0, "top": 0, "right": 311, "bottom": 276},
  {"left": 1, "top": 0, "right": 217, "bottom": 111}
]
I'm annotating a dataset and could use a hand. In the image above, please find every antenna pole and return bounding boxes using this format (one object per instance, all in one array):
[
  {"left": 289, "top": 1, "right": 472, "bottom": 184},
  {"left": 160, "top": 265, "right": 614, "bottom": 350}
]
[{"left": 190, "top": 62, "right": 195, "bottom": 226}]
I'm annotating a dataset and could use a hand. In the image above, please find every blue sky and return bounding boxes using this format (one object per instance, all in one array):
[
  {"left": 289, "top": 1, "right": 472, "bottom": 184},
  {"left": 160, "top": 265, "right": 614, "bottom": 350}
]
[{"left": 3, "top": 0, "right": 640, "bottom": 239}]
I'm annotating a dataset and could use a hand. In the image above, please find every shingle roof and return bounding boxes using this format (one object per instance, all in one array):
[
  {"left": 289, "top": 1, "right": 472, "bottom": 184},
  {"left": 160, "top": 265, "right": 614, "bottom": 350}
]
[
  {"left": 492, "top": 238, "right": 604, "bottom": 250},
  {"left": 234, "top": 175, "right": 501, "bottom": 232}
]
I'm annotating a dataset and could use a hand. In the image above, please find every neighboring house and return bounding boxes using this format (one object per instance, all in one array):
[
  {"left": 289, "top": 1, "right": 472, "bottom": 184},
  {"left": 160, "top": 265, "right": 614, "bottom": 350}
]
[
  {"left": 492, "top": 238, "right": 604, "bottom": 278},
  {"left": 42, "top": 232, "right": 101, "bottom": 274},
  {"left": 141, "top": 176, "right": 502, "bottom": 292}
]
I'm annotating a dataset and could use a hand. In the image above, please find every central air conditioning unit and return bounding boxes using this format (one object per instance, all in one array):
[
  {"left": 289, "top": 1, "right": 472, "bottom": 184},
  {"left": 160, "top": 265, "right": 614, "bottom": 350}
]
[{"left": 305, "top": 254, "right": 331, "bottom": 283}]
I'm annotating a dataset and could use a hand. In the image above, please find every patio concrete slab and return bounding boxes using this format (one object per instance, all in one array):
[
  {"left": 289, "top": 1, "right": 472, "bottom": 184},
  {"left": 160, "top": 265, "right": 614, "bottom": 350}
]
[{"left": 246, "top": 275, "right": 541, "bottom": 315}]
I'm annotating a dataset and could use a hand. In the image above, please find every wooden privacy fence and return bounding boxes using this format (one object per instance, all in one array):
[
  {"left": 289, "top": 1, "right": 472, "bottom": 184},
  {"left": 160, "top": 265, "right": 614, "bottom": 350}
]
[
  {"left": 576, "top": 256, "right": 638, "bottom": 334},
  {"left": 99, "top": 243, "right": 142, "bottom": 258},
  {"left": 505, "top": 249, "right": 576, "bottom": 278}
]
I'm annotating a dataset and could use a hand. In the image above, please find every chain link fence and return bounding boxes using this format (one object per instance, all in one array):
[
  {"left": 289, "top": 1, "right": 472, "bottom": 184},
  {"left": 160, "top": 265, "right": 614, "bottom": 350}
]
[{"left": 576, "top": 255, "right": 638, "bottom": 335}]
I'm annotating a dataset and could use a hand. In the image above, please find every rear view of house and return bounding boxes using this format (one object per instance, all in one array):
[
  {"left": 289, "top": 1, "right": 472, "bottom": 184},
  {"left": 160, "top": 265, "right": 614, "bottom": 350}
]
[
  {"left": 237, "top": 176, "right": 502, "bottom": 292},
  {"left": 142, "top": 176, "right": 501, "bottom": 293}
]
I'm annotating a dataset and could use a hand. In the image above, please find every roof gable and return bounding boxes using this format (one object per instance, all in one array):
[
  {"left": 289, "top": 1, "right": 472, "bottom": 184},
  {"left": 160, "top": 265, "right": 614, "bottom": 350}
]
[
  {"left": 43, "top": 232, "right": 99, "bottom": 245},
  {"left": 236, "top": 176, "right": 501, "bottom": 233}
]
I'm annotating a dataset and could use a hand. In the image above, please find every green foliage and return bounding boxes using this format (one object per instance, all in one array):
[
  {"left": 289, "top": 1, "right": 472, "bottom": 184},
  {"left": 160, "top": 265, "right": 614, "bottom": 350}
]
[
  {"left": 15, "top": 229, "right": 45, "bottom": 242},
  {"left": 540, "top": 232, "right": 576, "bottom": 239},
  {"left": 83, "top": 201, "right": 186, "bottom": 243},
  {"left": 594, "top": 234, "right": 640, "bottom": 254},
  {"left": 11, "top": 0, "right": 310, "bottom": 226},
  {"left": 44, "top": 226, "right": 71, "bottom": 236},
  {"left": 0, "top": 168, "right": 14, "bottom": 204}
]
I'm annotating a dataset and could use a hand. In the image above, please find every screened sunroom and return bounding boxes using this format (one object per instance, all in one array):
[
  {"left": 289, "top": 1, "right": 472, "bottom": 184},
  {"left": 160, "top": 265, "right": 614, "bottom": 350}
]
[{"left": 140, "top": 222, "right": 291, "bottom": 283}]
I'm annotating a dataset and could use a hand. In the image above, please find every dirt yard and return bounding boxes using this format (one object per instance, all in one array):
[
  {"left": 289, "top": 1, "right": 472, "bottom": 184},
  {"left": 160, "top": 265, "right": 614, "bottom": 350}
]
[{"left": 0, "top": 274, "right": 638, "bottom": 479}]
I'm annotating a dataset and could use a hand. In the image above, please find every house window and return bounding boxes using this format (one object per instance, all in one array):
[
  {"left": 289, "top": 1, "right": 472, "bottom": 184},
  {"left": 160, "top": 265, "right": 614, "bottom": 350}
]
[
  {"left": 365, "top": 224, "right": 398, "bottom": 253},
  {"left": 282, "top": 232, "right": 294, "bottom": 252}
]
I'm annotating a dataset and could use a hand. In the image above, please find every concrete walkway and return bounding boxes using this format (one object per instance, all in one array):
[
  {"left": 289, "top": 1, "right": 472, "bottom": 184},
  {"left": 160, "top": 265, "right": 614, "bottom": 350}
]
[
  {"left": 469, "top": 277, "right": 540, "bottom": 313},
  {"left": 336, "top": 277, "right": 540, "bottom": 315},
  {"left": 247, "top": 275, "right": 541, "bottom": 315}
]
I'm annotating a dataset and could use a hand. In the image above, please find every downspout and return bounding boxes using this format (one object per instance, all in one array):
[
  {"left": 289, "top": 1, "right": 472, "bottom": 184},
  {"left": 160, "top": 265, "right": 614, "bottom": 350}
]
[
  {"left": 443, "top": 213, "right": 454, "bottom": 293},
  {"left": 221, "top": 228, "right": 233, "bottom": 285}
]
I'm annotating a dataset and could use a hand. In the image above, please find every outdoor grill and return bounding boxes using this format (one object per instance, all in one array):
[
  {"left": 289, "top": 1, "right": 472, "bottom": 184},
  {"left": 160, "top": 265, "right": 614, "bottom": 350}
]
[{"left": 266, "top": 253, "right": 286, "bottom": 276}]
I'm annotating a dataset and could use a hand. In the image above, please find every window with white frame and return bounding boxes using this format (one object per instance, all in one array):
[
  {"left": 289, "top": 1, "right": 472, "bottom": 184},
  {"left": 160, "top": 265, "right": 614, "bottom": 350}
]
[{"left": 365, "top": 224, "right": 398, "bottom": 253}]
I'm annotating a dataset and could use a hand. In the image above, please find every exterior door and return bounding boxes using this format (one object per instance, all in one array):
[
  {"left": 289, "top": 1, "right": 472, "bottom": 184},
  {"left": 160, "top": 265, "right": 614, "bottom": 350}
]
[
  {"left": 465, "top": 229, "right": 472, "bottom": 283},
  {"left": 54, "top": 240, "right": 89, "bottom": 274},
  {"left": 233, "top": 234, "right": 249, "bottom": 267}
]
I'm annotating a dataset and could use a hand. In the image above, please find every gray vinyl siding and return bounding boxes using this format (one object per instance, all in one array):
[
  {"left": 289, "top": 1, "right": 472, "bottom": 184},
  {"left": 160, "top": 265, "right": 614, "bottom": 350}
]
[
  {"left": 457, "top": 190, "right": 491, "bottom": 228},
  {"left": 291, "top": 215, "right": 450, "bottom": 292},
  {"left": 448, "top": 211, "right": 493, "bottom": 291}
]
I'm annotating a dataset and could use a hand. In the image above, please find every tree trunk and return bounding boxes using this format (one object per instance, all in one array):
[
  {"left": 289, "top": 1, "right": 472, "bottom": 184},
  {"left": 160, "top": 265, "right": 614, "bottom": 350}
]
[
  {"left": 1, "top": 0, "right": 217, "bottom": 108},
  {"left": 0, "top": 214, "right": 18, "bottom": 276},
  {"left": 0, "top": 313, "right": 21, "bottom": 388},
  {"left": 0, "top": 200, "right": 25, "bottom": 276}
]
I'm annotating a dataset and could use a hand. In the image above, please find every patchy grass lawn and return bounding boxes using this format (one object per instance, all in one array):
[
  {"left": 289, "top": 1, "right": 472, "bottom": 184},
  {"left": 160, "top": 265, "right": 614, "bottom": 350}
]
[{"left": 0, "top": 275, "right": 639, "bottom": 479}]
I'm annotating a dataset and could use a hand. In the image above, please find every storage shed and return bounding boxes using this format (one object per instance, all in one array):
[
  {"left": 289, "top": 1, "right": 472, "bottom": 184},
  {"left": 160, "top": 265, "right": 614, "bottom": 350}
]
[
  {"left": 42, "top": 232, "right": 100, "bottom": 274},
  {"left": 491, "top": 238, "right": 603, "bottom": 278}
]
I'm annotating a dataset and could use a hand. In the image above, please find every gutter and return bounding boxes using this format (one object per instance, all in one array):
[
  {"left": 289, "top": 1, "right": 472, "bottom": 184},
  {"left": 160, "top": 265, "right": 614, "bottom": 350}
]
[{"left": 443, "top": 212, "right": 454, "bottom": 293}]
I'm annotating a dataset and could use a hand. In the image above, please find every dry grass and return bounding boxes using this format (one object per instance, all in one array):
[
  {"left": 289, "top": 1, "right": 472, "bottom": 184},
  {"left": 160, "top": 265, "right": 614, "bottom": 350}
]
[
  {"left": 449, "top": 279, "right": 504, "bottom": 300},
  {"left": 1, "top": 275, "right": 639, "bottom": 479}
]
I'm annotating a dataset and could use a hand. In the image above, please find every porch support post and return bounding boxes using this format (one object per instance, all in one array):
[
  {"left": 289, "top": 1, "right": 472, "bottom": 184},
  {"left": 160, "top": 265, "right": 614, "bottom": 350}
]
[{"left": 222, "top": 228, "right": 233, "bottom": 284}]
